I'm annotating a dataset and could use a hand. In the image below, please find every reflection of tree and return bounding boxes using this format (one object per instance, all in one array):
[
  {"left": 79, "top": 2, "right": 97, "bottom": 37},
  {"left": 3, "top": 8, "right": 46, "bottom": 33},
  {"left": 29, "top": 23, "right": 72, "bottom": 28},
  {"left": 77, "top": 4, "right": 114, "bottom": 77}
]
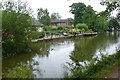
[
  {"left": 3, "top": 39, "right": 72, "bottom": 74},
  {"left": 69, "top": 33, "right": 120, "bottom": 78},
  {"left": 36, "top": 42, "right": 50, "bottom": 57},
  {"left": 70, "top": 33, "right": 119, "bottom": 62},
  {"left": 70, "top": 37, "right": 97, "bottom": 62},
  {"left": 2, "top": 42, "right": 51, "bottom": 72}
]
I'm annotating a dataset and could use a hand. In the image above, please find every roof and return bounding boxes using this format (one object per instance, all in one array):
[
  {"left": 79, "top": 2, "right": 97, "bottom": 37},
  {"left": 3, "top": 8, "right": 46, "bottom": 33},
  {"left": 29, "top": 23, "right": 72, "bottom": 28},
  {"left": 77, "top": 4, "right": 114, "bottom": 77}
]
[{"left": 51, "top": 19, "right": 68, "bottom": 23}]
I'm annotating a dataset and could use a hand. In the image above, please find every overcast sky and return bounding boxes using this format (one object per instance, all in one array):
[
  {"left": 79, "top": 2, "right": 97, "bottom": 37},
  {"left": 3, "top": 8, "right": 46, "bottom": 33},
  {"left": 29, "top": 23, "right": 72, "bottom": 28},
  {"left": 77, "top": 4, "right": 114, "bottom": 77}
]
[
  {"left": 13, "top": 0, "right": 116, "bottom": 19},
  {"left": 27, "top": 0, "right": 109, "bottom": 19}
]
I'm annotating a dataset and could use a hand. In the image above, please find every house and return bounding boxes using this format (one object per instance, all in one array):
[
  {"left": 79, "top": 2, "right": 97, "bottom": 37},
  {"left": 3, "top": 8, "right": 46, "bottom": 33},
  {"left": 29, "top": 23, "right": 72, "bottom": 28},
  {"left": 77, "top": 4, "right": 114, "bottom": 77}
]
[
  {"left": 51, "top": 19, "right": 70, "bottom": 26},
  {"left": 32, "top": 20, "right": 43, "bottom": 32}
]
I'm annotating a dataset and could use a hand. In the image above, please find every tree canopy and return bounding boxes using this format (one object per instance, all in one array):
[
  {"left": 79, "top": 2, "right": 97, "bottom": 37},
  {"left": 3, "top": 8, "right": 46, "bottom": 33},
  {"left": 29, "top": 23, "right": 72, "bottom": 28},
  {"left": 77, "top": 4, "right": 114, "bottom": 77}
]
[
  {"left": 82, "top": 5, "right": 96, "bottom": 29},
  {"left": 70, "top": 2, "right": 86, "bottom": 26},
  {"left": 50, "top": 12, "right": 61, "bottom": 20},
  {"left": 68, "top": 18, "right": 74, "bottom": 26},
  {"left": 37, "top": 8, "right": 51, "bottom": 26},
  {"left": 2, "top": 0, "right": 33, "bottom": 58},
  {"left": 70, "top": 2, "right": 108, "bottom": 32}
]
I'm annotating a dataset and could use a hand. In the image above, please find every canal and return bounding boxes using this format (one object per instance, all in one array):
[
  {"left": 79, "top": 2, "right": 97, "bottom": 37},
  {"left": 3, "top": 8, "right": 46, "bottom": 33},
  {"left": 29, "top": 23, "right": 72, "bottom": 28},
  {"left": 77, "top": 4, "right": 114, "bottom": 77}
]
[{"left": 2, "top": 32, "right": 120, "bottom": 78}]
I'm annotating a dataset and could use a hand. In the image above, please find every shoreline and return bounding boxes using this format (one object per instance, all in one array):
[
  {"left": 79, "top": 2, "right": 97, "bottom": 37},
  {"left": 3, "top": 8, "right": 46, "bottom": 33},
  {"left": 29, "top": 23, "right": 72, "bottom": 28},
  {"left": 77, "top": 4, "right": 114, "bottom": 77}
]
[{"left": 32, "top": 32, "right": 97, "bottom": 43}]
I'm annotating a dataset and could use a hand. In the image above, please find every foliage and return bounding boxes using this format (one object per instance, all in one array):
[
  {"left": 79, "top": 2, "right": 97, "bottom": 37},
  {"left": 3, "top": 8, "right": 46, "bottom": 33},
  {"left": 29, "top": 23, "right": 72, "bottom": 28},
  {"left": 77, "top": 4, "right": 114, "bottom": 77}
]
[
  {"left": 57, "top": 26, "right": 67, "bottom": 30},
  {"left": 85, "top": 29, "right": 94, "bottom": 33},
  {"left": 82, "top": 5, "right": 96, "bottom": 30},
  {"left": 31, "top": 31, "right": 44, "bottom": 39},
  {"left": 51, "top": 12, "right": 61, "bottom": 20},
  {"left": 75, "top": 23, "right": 88, "bottom": 31},
  {"left": 100, "top": 0, "right": 119, "bottom": 17},
  {"left": 3, "top": 64, "right": 34, "bottom": 78},
  {"left": 67, "top": 18, "right": 74, "bottom": 26},
  {"left": 2, "top": 1, "right": 33, "bottom": 58},
  {"left": 2, "top": 0, "right": 33, "bottom": 14},
  {"left": 69, "top": 50, "right": 120, "bottom": 78},
  {"left": 117, "top": 13, "right": 120, "bottom": 22},
  {"left": 88, "top": 0, "right": 119, "bottom": 17},
  {"left": 93, "top": 16, "right": 107, "bottom": 32},
  {"left": 44, "top": 26, "right": 58, "bottom": 31},
  {"left": 37, "top": 8, "right": 51, "bottom": 26},
  {"left": 108, "top": 18, "right": 119, "bottom": 30},
  {"left": 69, "top": 1, "right": 119, "bottom": 32},
  {"left": 70, "top": 2, "right": 86, "bottom": 26}
]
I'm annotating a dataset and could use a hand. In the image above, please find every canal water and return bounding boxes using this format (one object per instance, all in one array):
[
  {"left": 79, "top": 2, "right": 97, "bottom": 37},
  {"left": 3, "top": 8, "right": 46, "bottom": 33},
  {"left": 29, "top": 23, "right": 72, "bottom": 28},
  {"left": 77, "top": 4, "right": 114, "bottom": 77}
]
[{"left": 3, "top": 32, "right": 120, "bottom": 78}]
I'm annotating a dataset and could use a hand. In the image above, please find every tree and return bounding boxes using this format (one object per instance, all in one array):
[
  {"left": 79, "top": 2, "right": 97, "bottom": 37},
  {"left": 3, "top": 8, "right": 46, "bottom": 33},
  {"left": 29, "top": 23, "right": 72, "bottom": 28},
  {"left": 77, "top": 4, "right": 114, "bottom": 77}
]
[
  {"left": 2, "top": 0, "right": 33, "bottom": 58},
  {"left": 37, "top": 8, "right": 51, "bottom": 26},
  {"left": 108, "top": 18, "right": 119, "bottom": 30},
  {"left": 93, "top": 16, "right": 107, "bottom": 32},
  {"left": 2, "top": 0, "right": 33, "bottom": 14},
  {"left": 51, "top": 12, "right": 61, "bottom": 20},
  {"left": 70, "top": 2, "right": 86, "bottom": 26},
  {"left": 68, "top": 18, "right": 74, "bottom": 26},
  {"left": 82, "top": 5, "right": 96, "bottom": 29},
  {"left": 116, "top": 13, "right": 120, "bottom": 27},
  {"left": 100, "top": 0, "right": 119, "bottom": 10},
  {"left": 76, "top": 23, "right": 88, "bottom": 31}
]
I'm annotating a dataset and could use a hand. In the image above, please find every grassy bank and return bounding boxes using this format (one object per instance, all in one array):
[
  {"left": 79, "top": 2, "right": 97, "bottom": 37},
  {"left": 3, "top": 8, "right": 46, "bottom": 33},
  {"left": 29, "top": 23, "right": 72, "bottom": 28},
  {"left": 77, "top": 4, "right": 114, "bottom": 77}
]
[
  {"left": 2, "top": 63, "right": 34, "bottom": 78},
  {"left": 94, "top": 51, "right": 120, "bottom": 78},
  {"left": 68, "top": 50, "right": 120, "bottom": 78}
]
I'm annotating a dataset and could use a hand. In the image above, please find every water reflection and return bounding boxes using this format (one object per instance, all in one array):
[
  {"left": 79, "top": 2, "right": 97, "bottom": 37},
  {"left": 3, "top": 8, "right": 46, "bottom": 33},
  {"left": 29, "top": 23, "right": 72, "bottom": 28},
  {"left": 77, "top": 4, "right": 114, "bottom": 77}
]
[
  {"left": 93, "top": 37, "right": 120, "bottom": 60},
  {"left": 69, "top": 32, "right": 120, "bottom": 74},
  {"left": 3, "top": 32, "right": 120, "bottom": 78},
  {"left": 30, "top": 41, "right": 74, "bottom": 78}
]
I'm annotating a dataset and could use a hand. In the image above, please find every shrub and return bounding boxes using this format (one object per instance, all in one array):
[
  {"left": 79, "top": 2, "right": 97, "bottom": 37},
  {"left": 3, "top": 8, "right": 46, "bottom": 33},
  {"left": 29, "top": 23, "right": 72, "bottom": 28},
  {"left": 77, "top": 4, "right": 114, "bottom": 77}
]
[
  {"left": 2, "top": 11, "right": 32, "bottom": 58},
  {"left": 85, "top": 29, "right": 94, "bottom": 33},
  {"left": 69, "top": 50, "right": 120, "bottom": 78},
  {"left": 3, "top": 64, "right": 34, "bottom": 78},
  {"left": 31, "top": 31, "right": 44, "bottom": 39},
  {"left": 57, "top": 26, "right": 65, "bottom": 30},
  {"left": 76, "top": 23, "right": 88, "bottom": 31},
  {"left": 44, "top": 26, "right": 58, "bottom": 31}
]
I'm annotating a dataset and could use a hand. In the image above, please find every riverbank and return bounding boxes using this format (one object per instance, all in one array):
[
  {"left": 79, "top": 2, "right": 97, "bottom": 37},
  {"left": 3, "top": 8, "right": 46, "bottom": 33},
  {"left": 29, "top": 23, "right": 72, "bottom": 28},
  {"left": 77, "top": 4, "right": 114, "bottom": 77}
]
[
  {"left": 32, "top": 32, "right": 97, "bottom": 43},
  {"left": 67, "top": 50, "right": 120, "bottom": 78},
  {"left": 3, "top": 33, "right": 119, "bottom": 78},
  {"left": 94, "top": 51, "right": 120, "bottom": 78}
]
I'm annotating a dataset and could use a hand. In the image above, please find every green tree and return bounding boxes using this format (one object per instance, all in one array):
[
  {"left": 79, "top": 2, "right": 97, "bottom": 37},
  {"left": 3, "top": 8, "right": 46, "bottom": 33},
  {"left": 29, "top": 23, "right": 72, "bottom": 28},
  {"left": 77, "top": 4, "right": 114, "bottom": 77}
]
[
  {"left": 50, "top": 12, "right": 61, "bottom": 20},
  {"left": 76, "top": 23, "right": 88, "bottom": 31},
  {"left": 2, "top": 1, "right": 33, "bottom": 58},
  {"left": 68, "top": 18, "right": 74, "bottom": 26},
  {"left": 97, "top": 0, "right": 119, "bottom": 18},
  {"left": 70, "top": 3, "right": 86, "bottom": 26},
  {"left": 100, "top": 0, "right": 119, "bottom": 11},
  {"left": 37, "top": 8, "right": 51, "bottom": 26},
  {"left": 82, "top": 5, "right": 96, "bottom": 29},
  {"left": 108, "top": 18, "right": 119, "bottom": 30},
  {"left": 94, "top": 16, "right": 107, "bottom": 32},
  {"left": 116, "top": 13, "right": 120, "bottom": 28}
]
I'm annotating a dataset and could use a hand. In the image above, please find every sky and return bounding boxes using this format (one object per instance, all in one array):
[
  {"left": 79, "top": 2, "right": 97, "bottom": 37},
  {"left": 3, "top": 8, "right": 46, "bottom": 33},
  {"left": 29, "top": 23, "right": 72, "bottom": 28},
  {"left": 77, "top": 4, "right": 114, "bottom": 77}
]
[
  {"left": 27, "top": 0, "right": 108, "bottom": 19},
  {"left": 6, "top": 0, "right": 117, "bottom": 19}
]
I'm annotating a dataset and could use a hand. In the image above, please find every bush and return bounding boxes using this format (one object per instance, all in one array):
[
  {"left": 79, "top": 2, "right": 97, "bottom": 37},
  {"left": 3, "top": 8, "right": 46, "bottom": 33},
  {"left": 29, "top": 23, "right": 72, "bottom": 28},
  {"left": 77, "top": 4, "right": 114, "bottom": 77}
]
[
  {"left": 69, "top": 50, "right": 120, "bottom": 78},
  {"left": 85, "top": 29, "right": 94, "bottom": 33},
  {"left": 2, "top": 11, "right": 32, "bottom": 58},
  {"left": 44, "top": 26, "right": 58, "bottom": 31},
  {"left": 108, "top": 18, "right": 119, "bottom": 30},
  {"left": 31, "top": 31, "right": 44, "bottom": 39},
  {"left": 57, "top": 26, "right": 65, "bottom": 30},
  {"left": 76, "top": 23, "right": 88, "bottom": 31},
  {"left": 3, "top": 64, "right": 34, "bottom": 78}
]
